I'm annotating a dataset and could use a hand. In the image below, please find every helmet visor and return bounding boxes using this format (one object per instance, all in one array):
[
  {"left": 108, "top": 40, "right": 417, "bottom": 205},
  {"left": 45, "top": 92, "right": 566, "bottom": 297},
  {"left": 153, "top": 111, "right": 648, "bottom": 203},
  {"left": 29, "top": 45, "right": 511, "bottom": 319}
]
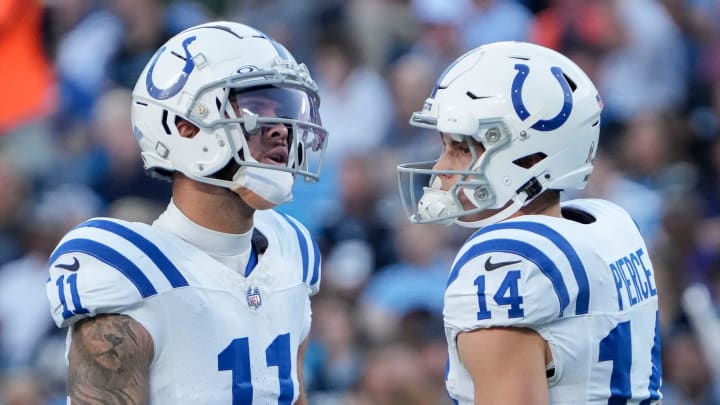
[{"left": 228, "top": 86, "right": 327, "bottom": 181}]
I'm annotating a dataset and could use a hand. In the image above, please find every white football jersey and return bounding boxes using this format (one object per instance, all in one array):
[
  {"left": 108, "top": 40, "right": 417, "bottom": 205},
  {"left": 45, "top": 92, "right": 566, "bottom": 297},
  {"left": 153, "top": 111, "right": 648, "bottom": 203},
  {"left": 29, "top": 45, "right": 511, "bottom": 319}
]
[
  {"left": 47, "top": 208, "right": 320, "bottom": 404},
  {"left": 444, "top": 199, "right": 661, "bottom": 404}
]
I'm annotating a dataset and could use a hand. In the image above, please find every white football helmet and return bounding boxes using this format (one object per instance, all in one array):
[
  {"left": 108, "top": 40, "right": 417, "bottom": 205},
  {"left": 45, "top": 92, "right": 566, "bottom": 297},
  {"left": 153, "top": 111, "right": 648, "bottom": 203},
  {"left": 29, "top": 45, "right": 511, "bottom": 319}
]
[
  {"left": 131, "top": 21, "right": 328, "bottom": 209},
  {"left": 397, "top": 41, "right": 603, "bottom": 227}
]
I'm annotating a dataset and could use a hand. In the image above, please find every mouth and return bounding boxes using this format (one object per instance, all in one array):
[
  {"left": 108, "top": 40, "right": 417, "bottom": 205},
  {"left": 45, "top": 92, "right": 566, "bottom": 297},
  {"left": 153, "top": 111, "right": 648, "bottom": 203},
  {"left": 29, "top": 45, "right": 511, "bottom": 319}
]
[{"left": 263, "top": 147, "right": 288, "bottom": 166}]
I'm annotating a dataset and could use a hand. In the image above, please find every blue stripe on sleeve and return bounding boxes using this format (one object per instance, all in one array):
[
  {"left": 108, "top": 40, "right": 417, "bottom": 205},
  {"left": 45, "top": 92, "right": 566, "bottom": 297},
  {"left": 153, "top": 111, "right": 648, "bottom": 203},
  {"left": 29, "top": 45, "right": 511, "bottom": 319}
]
[
  {"left": 448, "top": 238, "right": 571, "bottom": 317},
  {"left": 310, "top": 238, "right": 321, "bottom": 285},
  {"left": 79, "top": 219, "right": 189, "bottom": 288},
  {"left": 50, "top": 239, "right": 158, "bottom": 298},
  {"left": 469, "top": 221, "right": 590, "bottom": 315},
  {"left": 281, "top": 214, "right": 309, "bottom": 283}
]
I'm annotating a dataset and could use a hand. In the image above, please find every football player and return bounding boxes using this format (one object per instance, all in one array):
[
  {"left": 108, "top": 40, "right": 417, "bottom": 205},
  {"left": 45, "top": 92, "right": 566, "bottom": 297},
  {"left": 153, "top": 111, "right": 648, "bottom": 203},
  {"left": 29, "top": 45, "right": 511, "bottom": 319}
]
[
  {"left": 397, "top": 41, "right": 662, "bottom": 404},
  {"left": 46, "top": 22, "right": 327, "bottom": 404}
]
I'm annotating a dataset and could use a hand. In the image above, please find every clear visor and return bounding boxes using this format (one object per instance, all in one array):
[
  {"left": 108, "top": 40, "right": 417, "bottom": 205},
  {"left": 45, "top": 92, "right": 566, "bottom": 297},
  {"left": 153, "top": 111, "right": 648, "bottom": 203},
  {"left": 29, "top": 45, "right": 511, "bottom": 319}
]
[
  {"left": 225, "top": 85, "right": 328, "bottom": 182},
  {"left": 231, "top": 86, "right": 322, "bottom": 127},
  {"left": 396, "top": 160, "right": 491, "bottom": 224}
]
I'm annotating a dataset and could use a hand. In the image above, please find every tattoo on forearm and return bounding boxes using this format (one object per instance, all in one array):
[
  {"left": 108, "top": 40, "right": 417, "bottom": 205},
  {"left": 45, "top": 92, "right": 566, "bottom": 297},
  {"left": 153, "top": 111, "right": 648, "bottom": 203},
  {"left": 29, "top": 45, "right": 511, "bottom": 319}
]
[{"left": 68, "top": 314, "right": 153, "bottom": 405}]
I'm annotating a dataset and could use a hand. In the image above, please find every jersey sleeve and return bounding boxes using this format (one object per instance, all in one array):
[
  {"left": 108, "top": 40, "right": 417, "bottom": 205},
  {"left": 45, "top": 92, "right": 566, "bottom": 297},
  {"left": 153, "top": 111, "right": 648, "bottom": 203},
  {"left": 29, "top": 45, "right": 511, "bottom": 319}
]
[
  {"left": 443, "top": 218, "right": 595, "bottom": 337},
  {"left": 444, "top": 251, "right": 562, "bottom": 334},
  {"left": 46, "top": 217, "right": 189, "bottom": 328}
]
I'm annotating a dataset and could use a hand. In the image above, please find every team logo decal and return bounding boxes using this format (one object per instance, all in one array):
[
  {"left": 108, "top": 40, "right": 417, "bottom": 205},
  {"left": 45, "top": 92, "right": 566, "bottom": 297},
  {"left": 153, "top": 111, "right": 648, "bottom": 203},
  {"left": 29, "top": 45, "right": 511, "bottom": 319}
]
[
  {"left": 511, "top": 64, "right": 573, "bottom": 131},
  {"left": 145, "top": 36, "right": 197, "bottom": 100},
  {"left": 246, "top": 286, "right": 262, "bottom": 310}
]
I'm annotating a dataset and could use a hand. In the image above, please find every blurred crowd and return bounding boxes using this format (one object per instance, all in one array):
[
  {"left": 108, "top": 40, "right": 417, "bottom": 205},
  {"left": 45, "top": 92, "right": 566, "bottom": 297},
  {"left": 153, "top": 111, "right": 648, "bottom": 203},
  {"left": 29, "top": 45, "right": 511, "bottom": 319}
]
[{"left": 1, "top": 0, "right": 720, "bottom": 404}]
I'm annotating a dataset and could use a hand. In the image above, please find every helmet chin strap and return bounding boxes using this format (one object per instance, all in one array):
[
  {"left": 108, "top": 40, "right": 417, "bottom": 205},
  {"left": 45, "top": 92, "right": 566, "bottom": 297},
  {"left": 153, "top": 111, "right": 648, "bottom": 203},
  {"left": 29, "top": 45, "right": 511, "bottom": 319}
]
[
  {"left": 454, "top": 192, "right": 528, "bottom": 228},
  {"left": 230, "top": 163, "right": 294, "bottom": 210}
]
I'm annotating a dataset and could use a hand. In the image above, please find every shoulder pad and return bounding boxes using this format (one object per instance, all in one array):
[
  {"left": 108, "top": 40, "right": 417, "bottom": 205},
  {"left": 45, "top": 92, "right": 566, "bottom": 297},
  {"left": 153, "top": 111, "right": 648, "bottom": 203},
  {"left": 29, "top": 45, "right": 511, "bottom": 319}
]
[
  {"left": 445, "top": 219, "right": 590, "bottom": 332},
  {"left": 46, "top": 217, "right": 190, "bottom": 327}
]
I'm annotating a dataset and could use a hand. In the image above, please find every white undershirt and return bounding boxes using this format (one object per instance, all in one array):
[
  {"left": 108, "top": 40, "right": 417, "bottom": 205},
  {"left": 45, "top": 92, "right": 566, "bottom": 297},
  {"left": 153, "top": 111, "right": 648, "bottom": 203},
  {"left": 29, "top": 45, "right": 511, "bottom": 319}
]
[{"left": 153, "top": 200, "right": 252, "bottom": 274}]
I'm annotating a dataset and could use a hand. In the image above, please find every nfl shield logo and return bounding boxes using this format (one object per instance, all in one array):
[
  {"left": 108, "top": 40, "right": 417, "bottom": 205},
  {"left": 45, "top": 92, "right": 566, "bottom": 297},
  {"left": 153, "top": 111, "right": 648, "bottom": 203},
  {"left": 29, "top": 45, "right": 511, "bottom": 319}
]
[{"left": 246, "top": 287, "right": 262, "bottom": 310}]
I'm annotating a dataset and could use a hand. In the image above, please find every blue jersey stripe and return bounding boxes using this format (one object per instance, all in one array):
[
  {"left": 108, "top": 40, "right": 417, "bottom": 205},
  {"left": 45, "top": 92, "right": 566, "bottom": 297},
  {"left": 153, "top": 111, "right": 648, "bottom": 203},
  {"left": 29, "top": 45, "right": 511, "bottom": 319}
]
[
  {"left": 281, "top": 215, "right": 309, "bottom": 283},
  {"left": 448, "top": 238, "right": 571, "bottom": 317},
  {"left": 79, "top": 219, "right": 189, "bottom": 288},
  {"left": 310, "top": 238, "right": 321, "bottom": 285},
  {"left": 244, "top": 248, "right": 258, "bottom": 277},
  {"left": 640, "top": 311, "right": 663, "bottom": 405},
  {"left": 50, "top": 239, "right": 157, "bottom": 298},
  {"left": 470, "top": 221, "right": 590, "bottom": 315}
]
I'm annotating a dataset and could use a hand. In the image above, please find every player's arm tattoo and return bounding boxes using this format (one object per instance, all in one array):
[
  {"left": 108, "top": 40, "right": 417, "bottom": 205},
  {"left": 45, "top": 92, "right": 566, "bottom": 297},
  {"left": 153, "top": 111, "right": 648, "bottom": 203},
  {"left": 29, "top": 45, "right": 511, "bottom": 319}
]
[{"left": 68, "top": 314, "right": 154, "bottom": 405}]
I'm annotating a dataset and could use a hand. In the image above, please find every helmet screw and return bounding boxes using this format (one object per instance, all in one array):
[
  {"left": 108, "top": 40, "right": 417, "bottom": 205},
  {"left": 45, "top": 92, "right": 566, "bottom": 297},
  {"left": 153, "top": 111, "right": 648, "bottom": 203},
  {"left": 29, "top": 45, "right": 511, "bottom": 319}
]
[
  {"left": 519, "top": 130, "right": 528, "bottom": 139},
  {"left": 198, "top": 163, "right": 204, "bottom": 171},
  {"left": 195, "top": 104, "right": 207, "bottom": 116},
  {"left": 202, "top": 146, "right": 208, "bottom": 152},
  {"left": 486, "top": 128, "right": 501, "bottom": 143},
  {"left": 474, "top": 186, "right": 489, "bottom": 201},
  {"left": 218, "top": 140, "right": 225, "bottom": 147}
]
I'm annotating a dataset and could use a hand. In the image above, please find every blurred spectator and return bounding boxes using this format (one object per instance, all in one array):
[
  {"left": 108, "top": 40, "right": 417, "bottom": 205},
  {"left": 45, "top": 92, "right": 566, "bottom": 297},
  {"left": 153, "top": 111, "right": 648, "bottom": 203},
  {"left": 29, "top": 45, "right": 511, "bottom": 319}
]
[
  {"left": 384, "top": 53, "right": 438, "bottom": 161},
  {"left": 661, "top": 323, "right": 720, "bottom": 405},
  {"left": 696, "top": 119, "right": 720, "bottom": 218},
  {"left": 306, "top": 294, "right": 365, "bottom": 399},
  {"left": 358, "top": 222, "right": 451, "bottom": 342},
  {"left": 43, "top": 0, "right": 123, "bottom": 125},
  {"left": 347, "top": 0, "right": 419, "bottom": 72},
  {"left": 107, "top": 0, "right": 210, "bottom": 89},
  {"left": 407, "top": 0, "right": 470, "bottom": 78},
  {"left": 616, "top": 111, "right": 697, "bottom": 196},
  {"left": 0, "top": 0, "right": 56, "bottom": 134},
  {"left": 661, "top": 0, "right": 720, "bottom": 105},
  {"left": 312, "top": 27, "right": 393, "bottom": 168},
  {"left": 0, "top": 184, "right": 101, "bottom": 370},
  {"left": 0, "top": 159, "right": 28, "bottom": 265},
  {"left": 596, "top": 0, "right": 688, "bottom": 126},
  {"left": 348, "top": 342, "right": 451, "bottom": 405},
  {"left": 460, "top": 0, "right": 533, "bottom": 49},
  {"left": 106, "top": 196, "right": 166, "bottom": 224},
  {"left": 0, "top": 371, "right": 47, "bottom": 405},
  {"left": 228, "top": 0, "right": 332, "bottom": 65},
  {"left": 530, "top": 0, "right": 623, "bottom": 55},
  {"left": 317, "top": 153, "right": 399, "bottom": 293}
]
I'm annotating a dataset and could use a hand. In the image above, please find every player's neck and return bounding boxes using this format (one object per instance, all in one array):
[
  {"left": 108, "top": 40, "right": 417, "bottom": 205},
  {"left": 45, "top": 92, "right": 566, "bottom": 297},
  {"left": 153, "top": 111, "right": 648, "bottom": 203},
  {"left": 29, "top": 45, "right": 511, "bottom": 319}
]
[
  {"left": 171, "top": 174, "right": 255, "bottom": 234},
  {"left": 518, "top": 191, "right": 562, "bottom": 218}
]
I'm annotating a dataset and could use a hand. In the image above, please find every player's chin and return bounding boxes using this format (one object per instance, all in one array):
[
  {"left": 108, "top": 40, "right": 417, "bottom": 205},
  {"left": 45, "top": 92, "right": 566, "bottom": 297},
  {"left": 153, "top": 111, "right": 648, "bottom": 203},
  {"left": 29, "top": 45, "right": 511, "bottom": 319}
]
[{"left": 233, "top": 186, "right": 278, "bottom": 210}]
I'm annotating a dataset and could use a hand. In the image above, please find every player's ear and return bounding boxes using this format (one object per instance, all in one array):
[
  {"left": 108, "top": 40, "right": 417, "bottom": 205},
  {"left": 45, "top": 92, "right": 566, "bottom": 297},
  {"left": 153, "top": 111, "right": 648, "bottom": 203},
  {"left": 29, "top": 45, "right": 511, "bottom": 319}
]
[{"left": 176, "top": 118, "right": 199, "bottom": 139}]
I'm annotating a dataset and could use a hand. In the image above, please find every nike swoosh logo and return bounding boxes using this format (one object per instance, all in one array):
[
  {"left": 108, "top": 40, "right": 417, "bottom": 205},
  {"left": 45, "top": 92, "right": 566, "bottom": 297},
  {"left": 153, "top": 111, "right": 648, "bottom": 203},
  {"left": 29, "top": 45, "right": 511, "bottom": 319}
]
[
  {"left": 484, "top": 256, "right": 521, "bottom": 271},
  {"left": 55, "top": 257, "right": 80, "bottom": 272}
]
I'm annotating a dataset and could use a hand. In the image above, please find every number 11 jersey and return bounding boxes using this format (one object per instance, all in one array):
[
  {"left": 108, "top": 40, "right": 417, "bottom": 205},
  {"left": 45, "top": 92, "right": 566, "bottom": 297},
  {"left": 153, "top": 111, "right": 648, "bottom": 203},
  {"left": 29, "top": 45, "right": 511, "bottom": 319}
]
[{"left": 47, "top": 207, "right": 320, "bottom": 404}]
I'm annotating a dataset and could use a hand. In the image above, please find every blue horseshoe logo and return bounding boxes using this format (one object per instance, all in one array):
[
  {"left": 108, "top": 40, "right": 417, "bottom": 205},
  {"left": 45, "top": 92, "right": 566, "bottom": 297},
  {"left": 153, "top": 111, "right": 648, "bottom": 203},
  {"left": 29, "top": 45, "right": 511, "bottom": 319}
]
[
  {"left": 511, "top": 64, "right": 573, "bottom": 131},
  {"left": 145, "top": 36, "right": 197, "bottom": 100}
]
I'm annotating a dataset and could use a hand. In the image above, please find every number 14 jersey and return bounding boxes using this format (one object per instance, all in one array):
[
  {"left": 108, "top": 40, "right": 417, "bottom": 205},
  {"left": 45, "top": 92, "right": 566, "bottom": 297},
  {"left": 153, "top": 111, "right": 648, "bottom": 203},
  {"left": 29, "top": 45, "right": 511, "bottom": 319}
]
[{"left": 444, "top": 199, "right": 662, "bottom": 404}]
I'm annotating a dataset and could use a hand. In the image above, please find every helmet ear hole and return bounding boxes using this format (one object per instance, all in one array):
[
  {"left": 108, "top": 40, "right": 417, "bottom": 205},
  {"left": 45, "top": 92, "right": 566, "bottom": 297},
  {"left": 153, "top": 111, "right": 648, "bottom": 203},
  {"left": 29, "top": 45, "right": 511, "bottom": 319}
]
[
  {"left": 175, "top": 117, "right": 200, "bottom": 139},
  {"left": 512, "top": 152, "right": 547, "bottom": 169}
]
